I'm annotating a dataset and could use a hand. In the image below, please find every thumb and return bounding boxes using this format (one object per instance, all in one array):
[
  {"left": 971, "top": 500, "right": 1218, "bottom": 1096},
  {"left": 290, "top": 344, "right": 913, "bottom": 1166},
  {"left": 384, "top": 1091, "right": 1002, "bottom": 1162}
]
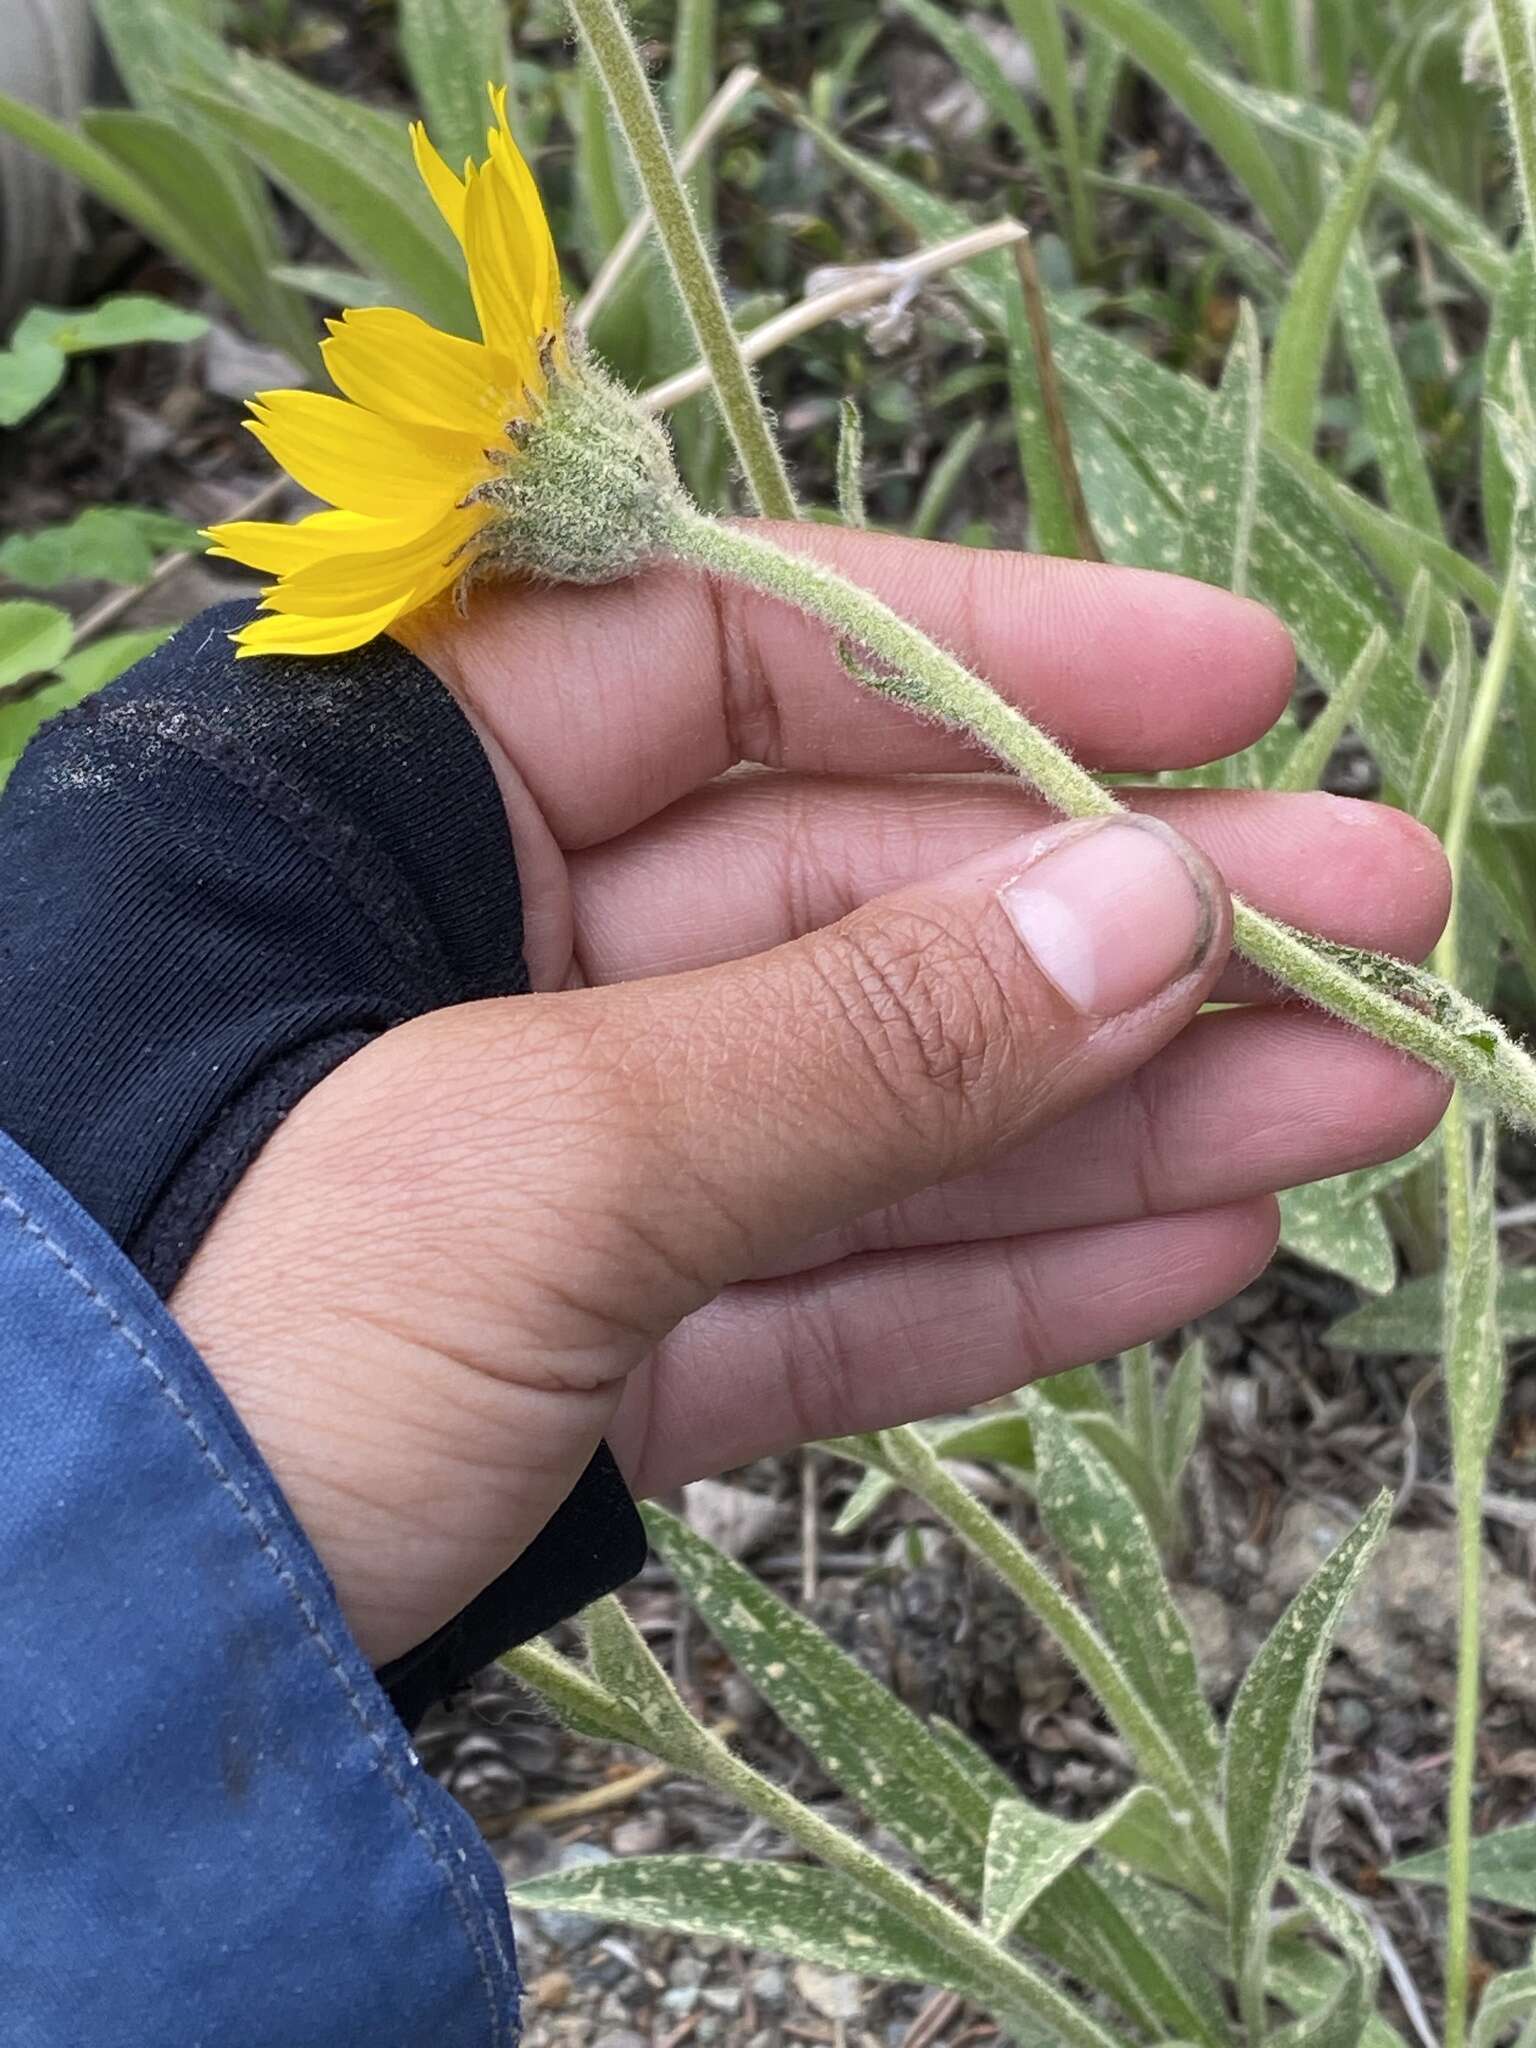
[{"left": 605, "top": 812, "right": 1229, "bottom": 1290}]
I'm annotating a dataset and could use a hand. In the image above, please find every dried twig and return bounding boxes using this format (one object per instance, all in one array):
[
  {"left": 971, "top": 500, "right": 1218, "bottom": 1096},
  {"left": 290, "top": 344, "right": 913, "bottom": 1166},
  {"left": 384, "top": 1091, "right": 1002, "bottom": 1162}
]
[
  {"left": 901, "top": 1988, "right": 964, "bottom": 2048},
  {"left": 644, "top": 220, "right": 1027, "bottom": 412},
  {"left": 1010, "top": 235, "right": 1102, "bottom": 563}
]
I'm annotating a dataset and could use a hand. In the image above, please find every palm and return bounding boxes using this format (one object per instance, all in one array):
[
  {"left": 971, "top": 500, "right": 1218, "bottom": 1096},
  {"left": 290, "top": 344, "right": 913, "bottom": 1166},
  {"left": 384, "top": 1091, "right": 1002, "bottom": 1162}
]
[{"left": 413, "top": 527, "right": 1448, "bottom": 1496}]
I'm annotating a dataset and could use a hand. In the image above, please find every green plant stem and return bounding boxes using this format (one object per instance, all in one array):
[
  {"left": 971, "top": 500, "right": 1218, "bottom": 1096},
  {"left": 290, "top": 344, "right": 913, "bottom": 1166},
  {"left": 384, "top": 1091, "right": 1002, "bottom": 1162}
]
[
  {"left": 662, "top": 504, "right": 1536, "bottom": 1128},
  {"left": 565, "top": 0, "right": 798, "bottom": 520},
  {"left": 1434, "top": 567, "right": 1522, "bottom": 2048}
]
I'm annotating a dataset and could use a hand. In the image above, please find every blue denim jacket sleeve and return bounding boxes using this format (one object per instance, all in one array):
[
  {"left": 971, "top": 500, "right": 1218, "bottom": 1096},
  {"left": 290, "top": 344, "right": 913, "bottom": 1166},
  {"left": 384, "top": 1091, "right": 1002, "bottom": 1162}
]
[{"left": 0, "top": 1129, "right": 520, "bottom": 2046}]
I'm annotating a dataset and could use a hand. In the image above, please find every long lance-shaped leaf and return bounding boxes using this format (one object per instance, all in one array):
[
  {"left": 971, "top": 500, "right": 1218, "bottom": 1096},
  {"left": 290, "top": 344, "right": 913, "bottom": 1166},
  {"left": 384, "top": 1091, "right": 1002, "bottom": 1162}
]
[
  {"left": 1265, "top": 108, "right": 1396, "bottom": 452},
  {"left": 1325, "top": 1262, "right": 1536, "bottom": 1354},
  {"left": 512, "top": 1856, "right": 1013, "bottom": 2009},
  {"left": 1268, "top": 1869, "right": 1381, "bottom": 2048},
  {"left": 1224, "top": 1491, "right": 1393, "bottom": 2034},
  {"left": 87, "top": 0, "right": 316, "bottom": 365},
  {"left": 174, "top": 60, "right": 475, "bottom": 335},
  {"left": 784, "top": 113, "right": 1536, "bottom": 1027},
  {"left": 399, "top": 0, "right": 514, "bottom": 171},
  {"left": 1277, "top": 1167, "right": 1398, "bottom": 1294},
  {"left": 1483, "top": 240, "right": 1536, "bottom": 568},
  {"left": 896, "top": 0, "right": 1069, "bottom": 232},
  {"left": 985, "top": 1790, "right": 1157, "bottom": 1943},
  {"left": 927, "top": 1706, "right": 1229, "bottom": 2043},
  {"left": 536, "top": 1606, "right": 1135, "bottom": 2048},
  {"left": 1410, "top": 601, "right": 1474, "bottom": 838},
  {"left": 1471, "top": 1965, "right": 1536, "bottom": 2048},
  {"left": 1088, "top": 172, "right": 1289, "bottom": 299},
  {"left": 1389, "top": 1825, "right": 1536, "bottom": 1912},
  {"left": 1337, "top": 233, "right": 1442, "bottom": 539},
  {"left": 643, "top": 1502, "right": 989, "bottom": 1892},
  {"left": 1054, "top": 0, "right": 1304, "bottom": 251},
  {"left": 870, "top": 1428, "right": 1227, "bottom": 1880},
  {"left": 1028, "top": 1399, "right": 1220, "bottom": 1795},
  {"left": 1180, "top": 299, "right": 1262, "bottom": 595},
  {"left": 1273, "top": 624, "right": 1389, "bottom": 795},
  {"left": 1198, "top": 73, "right": 1508, "bottom": 293}
]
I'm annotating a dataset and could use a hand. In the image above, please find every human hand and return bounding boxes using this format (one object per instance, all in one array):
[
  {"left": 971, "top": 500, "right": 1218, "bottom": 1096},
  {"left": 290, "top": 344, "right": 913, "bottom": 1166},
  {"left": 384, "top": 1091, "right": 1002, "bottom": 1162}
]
[{"left": 170, "top": 526, "right": 1450, "bottom": 1664}]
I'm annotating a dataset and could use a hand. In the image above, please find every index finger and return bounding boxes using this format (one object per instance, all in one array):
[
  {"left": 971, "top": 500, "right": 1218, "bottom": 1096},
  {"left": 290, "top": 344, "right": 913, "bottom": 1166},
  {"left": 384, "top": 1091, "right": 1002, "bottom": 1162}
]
[{"left": 407, "top": 523, "right": 1295, "bottom": 851}]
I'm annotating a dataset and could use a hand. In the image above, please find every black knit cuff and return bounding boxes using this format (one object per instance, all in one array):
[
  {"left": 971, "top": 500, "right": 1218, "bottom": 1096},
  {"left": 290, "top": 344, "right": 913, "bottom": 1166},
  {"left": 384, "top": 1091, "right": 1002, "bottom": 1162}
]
[{"left": 0, "top": 599, "right": 645, "bottom": 1720}]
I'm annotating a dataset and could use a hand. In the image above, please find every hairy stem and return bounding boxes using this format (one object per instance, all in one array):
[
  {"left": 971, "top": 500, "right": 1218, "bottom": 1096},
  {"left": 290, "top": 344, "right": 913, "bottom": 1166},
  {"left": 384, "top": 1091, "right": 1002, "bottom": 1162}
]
[
  {"left": 565, "top": 0, "right": 797, "bottom": 519},
  {"left": 1436, "top": 568, "right": 1521, "bottom": 2048},
  {"left": 664, "top": 503, "right": 1536, "bottom": 1128}
]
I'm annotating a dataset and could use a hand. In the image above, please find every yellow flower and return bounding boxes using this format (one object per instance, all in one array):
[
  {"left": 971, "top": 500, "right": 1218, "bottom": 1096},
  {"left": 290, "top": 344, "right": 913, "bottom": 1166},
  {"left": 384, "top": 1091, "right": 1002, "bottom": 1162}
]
[{"left": 205, "top": 87, "right": 565, "bottom": 657}]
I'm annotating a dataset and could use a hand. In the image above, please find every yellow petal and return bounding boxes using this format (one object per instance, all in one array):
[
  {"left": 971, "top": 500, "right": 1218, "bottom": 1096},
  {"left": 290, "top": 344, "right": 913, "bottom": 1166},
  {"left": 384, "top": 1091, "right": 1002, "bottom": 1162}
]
[
  {"left": 259, "top": 505, "right": 485, "bottom": 617},
  {"left": 410, "top": 120, "right": 467, "bottom": 244},
  {"left": 233, "top": 597, "right": 413, "bottom": 659},
  {"left": 461, "top": 160, "right": 545, "bottom": 385},
  {"left": 321, "top": 308, "right": 524, "bottom": 439},
  {"left": 205, "top": 508, "right": 391, "bottom": 575},
  {"left": 244, "top": 389, "right": 490, "bottom": 515},
  {"left": 485, "top": 86, "right": 561, "bottom": 336}
]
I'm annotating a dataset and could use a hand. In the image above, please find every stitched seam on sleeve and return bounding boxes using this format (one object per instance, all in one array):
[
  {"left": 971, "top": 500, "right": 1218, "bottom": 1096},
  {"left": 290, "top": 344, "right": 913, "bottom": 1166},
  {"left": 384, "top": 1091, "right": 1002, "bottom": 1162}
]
[
  {"left": 0, "top": 1180, "right": 514, "bottom": 2043},
  {"left": 80, "top": 702, "right": 452, "bottom": 1001}
]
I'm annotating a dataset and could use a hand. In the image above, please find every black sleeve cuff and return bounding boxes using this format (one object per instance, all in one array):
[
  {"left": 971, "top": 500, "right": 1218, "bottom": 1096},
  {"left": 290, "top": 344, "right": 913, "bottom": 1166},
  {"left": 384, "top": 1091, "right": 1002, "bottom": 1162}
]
[{"left": 0, "top": 598, "right": 645, "bottom": 1722}]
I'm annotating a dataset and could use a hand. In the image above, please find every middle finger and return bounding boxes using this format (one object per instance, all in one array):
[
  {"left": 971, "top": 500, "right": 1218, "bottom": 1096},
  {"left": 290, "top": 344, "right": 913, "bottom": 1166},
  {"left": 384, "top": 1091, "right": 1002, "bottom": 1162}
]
[{"left": 568, "top": 774, "right": 1449, "bottom": 1001}]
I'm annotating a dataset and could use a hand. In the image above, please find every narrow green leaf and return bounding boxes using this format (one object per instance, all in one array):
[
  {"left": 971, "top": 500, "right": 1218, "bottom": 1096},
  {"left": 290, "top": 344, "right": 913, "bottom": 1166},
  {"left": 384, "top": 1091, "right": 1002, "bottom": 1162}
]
[
  {"left": 1278, "top": 1169, "right": 1397, "bottom": 1293},
  {"left": 512, "top": 1855, "right": 988, "bottom": 1996},
  {"left": 1268, "top": 1869, "right": 1380, "bottom": 2048},
  {"left": 828, "top": 1412, "right": 1037, "bottom": 1534},
  {"left": 1159, "top": 1341, "right": 1205, "bottom": 1499},
  {"left": 669, "top": 0, "right": 717, "bottom": 224},
  {"left": 1471, "top": 1965, "right": 1536, "bottom": 2048},
  {"left": 268, "top": 264, "right": 393, "bottom": 310},
  {"left": 984, "top": 1789, "right": 1156, "bottom": 1943},
  {"left": 1389, "top": 1823, "right": 1536, "bottom": 1911},
  {"left": 1274, "top": 625, "right": 1389, "bottom": 794},
  {"left": 896, "top": 0, "right": 1068, "bottom": 231},
  {"left": 0, "top": 341, "right": 65, "bottom": 427},
  {"left": 1409, "top": 603, "right": 1474, "bottom": 836},
  {"left": 910, "top": 417, "right": 989, "bottom": 540},
  {"left": 1224, "top": 1492, "right": 1393, "bottom": 2016},
  {"left": 1007, "top": 271, "right": 1082, "bottom": 559},
  {"left": 836, "top": 399, "right": 867, "bottom": 528},
  {"left": 82, "top": 109, "right": 317, "bottom": 366},
  {"left": 1002, "top": 0, "right": 1095, "bottom": 263},
  {"left": 1484, "top": 240, "right": 1536, "bottom": 567},
  {"left": 1180, "top": 299, "right": 1262, "bottom": 594},
  {"left": 1088, "top": 172, "right": 1288, "bottom": 299},
  {"left": 1445, "top": 1129, "right": 1505, "bottom": 1470},
  {"left": 1030, "top": 1399, "right": 1221, "bottom": 1794},
  {"left": 175, "top": 61, "right": 475, "bottom": 334},
  {"left": 1077, "top": 1860, "right": 1235, "bottom": 2047},
  {"left": 1265, "top": 108, "right": 1396, "bottom": 452},
  {"left": 1203, "top": 74, "right": 1507, "bottom": 292},
  {"left": 399, "top": 0, "right": 513, "bottom": 173},
  {"left": 1119, "top": 1345, "right": 1158, "bottom": 1473},
  {"left": 1325, "top": 1265, "right": 1536, "bottom": 1354},
  {"left": 1053, "top": 0, "right": 1304, "bottom": 251},
  {"left": 1336, "top": 236, "right": 1442, "bottom": 538},
  {"left": 0, "top": 89, "right": 243, "bottom": 316},
  {"left": 0, "top": 602, "right": 71, "bottom": 688},
  {"left": 584, "top": 1596, "right": 720, "bottom": 1767},
  {"left": 644, "top": 1503, "right": 989, "bottom": 1893},
  {"left": 87, "top": 0, "right": 317, "bottom": 365}
]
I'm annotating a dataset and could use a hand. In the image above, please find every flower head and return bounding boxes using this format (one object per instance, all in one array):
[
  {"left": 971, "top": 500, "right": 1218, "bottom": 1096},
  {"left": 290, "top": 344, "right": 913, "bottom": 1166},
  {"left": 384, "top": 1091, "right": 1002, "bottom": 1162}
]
[{"left": 207, "top": 88, "right": 574, "bottom": 657}]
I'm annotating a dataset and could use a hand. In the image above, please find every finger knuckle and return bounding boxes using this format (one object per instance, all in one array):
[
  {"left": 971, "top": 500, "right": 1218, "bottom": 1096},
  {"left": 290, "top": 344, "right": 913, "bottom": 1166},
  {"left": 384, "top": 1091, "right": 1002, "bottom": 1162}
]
[{"left": 809, "top": 909, "right": 1009, "bottom": 1123}]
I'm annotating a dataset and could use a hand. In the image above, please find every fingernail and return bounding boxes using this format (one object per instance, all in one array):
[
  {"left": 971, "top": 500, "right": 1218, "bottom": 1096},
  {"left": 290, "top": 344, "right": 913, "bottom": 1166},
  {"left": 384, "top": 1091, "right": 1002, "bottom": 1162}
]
[{"left": 999, "top": 818, "right": 1215, "bottom": 1018}]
